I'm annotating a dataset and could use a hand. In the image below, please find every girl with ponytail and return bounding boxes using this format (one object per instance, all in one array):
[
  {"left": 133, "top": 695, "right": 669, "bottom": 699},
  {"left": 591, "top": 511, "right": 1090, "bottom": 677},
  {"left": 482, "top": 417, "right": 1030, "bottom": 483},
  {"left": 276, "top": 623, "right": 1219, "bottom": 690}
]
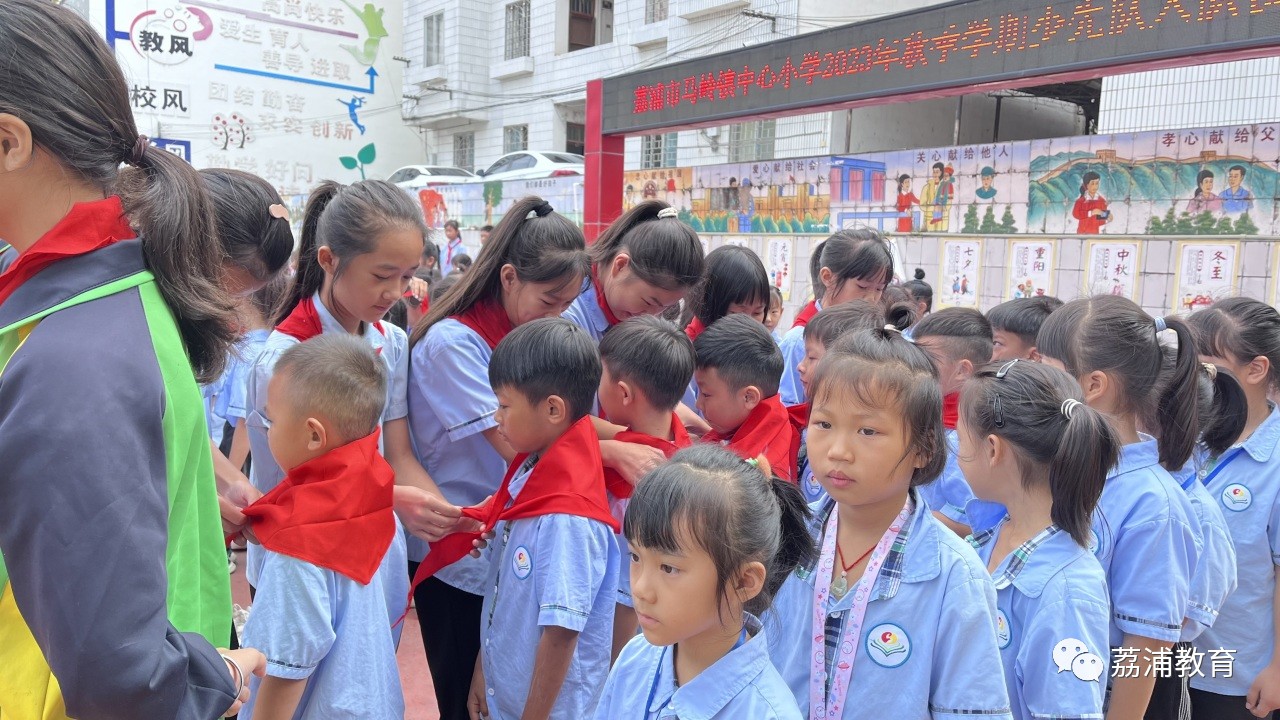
[
  {"left": 958, "top": 359, "right": 1118, "bottom": 720},
  {"left": 247, "top": 179, "right": 466, "bottom": 599},
  {"left": 1038, "top": 296, "right": 1202, "bottom": 717},
  {"left": 0, "top": 0, "right": 264, "bottom": 716},
  {"left": 404, "top": 196, "right": 590, "bottom": 719},
  {"left": 594, "top": 445, "right": 814, "bottom": 719}
]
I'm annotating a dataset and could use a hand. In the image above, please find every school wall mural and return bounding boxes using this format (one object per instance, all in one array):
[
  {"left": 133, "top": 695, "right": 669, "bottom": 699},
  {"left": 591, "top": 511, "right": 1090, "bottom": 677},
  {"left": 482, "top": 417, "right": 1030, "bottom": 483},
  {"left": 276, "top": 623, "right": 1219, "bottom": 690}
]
[{"left": 89, "top": 0, "right": 423, "bottom": 200}]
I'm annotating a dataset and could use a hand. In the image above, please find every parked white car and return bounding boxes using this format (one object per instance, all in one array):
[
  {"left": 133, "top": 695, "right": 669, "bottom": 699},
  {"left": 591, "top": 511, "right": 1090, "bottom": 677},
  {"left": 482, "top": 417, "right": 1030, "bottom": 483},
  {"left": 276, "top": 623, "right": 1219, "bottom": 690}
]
[
  {"left": 477, "top": 152, "right": 585, "bottom": 182},
  {"left": 388, "top": 165, "right": 479, "bottom": 189}
]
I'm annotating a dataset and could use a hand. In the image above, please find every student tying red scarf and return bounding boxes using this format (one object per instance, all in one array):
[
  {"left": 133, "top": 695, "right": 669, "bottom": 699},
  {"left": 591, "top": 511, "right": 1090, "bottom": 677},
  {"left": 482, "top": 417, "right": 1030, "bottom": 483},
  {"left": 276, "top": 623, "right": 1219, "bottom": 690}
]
[
  {"left": 604, "top": 414, "right": 693, "bottom": 499},
  {"left": 405, "top": 415, "right": 618, "bottom": 611},
  {"left": 242, "top": 430, "right": 395, "bottom": 585},
  {"left": 703, "top": 395, "right": 800, "bottom": 483},
  {"left": 276, "top": 295, "right": 387, "bottom": 343},
  {"left": 451, "top": 298, "right": 513, "bottom": 350}
]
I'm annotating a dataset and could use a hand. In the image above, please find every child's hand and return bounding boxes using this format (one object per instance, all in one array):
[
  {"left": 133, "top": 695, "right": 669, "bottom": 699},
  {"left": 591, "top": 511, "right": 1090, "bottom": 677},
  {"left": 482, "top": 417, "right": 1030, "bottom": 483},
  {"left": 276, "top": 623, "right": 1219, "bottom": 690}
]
[
  {"left": 468, "top": 657, "right": 489, "bottom": 720},
  {"left": 407, "top": 277, "right": 429, "bottom": 301},
  {"left": 218, "top": 647, "right": 267, "bottom": 717},
  {"left": 1248, "top": 662, "right": 1280, "bottom": 717},
  {"left": 469, "top": 497, "right": 495, "bottom": 558}
]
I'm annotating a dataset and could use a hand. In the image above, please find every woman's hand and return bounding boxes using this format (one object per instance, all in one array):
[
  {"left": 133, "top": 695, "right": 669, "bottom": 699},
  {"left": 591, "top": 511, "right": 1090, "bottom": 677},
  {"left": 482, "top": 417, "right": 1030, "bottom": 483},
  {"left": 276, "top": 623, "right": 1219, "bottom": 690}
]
[
  {"left": 394, "top": 485, "right": 480, "bottom": 542},
  {"left": 219, "top": 647, "right": 266, "bottom": 717},
  {"left": 219, "top": 478, "right": 263, "bottom": 544}
]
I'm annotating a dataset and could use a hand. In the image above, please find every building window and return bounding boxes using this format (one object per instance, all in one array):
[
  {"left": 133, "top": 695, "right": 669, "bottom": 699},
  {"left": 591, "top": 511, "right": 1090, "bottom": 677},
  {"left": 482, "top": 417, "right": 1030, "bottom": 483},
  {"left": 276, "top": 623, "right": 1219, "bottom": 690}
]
[
  {"left": 645, "top": 0, "right": 667, "bottom": 23},
  {"left": 423, "top": 12, "right": 443, "bottom": 66},
  {"left": 453, "top": 132, "right": 475, "bottom": 171},
  {"left": 565, "top": 122, "right": 586, "bottom": 155},
  {"left": 727, "top": 120, "right": 776, "bottom": 163},
  {"left": 568, "top": 0, "right": 612, "bottom": 52},
  {"left": 504, "top": 124, "right": 529, "bottom": 154},
  {"left": 505, "top": 0, "right": 530, "bottom": 60},
  {"left": 641, "top": 133, "right": 677, "bottom": 168}
]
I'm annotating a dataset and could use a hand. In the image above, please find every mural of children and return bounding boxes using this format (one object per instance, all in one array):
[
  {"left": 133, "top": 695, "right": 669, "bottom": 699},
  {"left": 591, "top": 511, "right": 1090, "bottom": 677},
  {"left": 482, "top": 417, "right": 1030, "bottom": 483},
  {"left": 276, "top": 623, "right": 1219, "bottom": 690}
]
[
  {"left": 931, "top": 164, "right": 955, "bottom": 230},
  {"left": 1186, "top": 169, "right": 1222, "bottom": 215},
  {"left": 895, "top": 174, "right": 919, "bottom": 232},
  {"left": 920, "top": 162, "right": 947, "bottom": 231},
  {"left": 1071, "top": 171, "right": 1110, "bottom": 233},
  {"left": 666, "top": 172, "right": 677, "bottom": 206},
  {"left": 976, "top": 166, "right": 998, "bottom": 200},
  {"left": 1220, "top": 165, "right": 1254, "bottom": 214}
]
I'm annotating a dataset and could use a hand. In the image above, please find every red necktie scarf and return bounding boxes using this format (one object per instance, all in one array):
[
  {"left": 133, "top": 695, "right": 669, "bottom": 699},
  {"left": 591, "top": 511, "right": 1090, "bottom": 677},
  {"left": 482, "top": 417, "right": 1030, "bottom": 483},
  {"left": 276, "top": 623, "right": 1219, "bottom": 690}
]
[
  {"left": 786, "top": 402, "right": 810, "bottom": 433},
  {"left": 703, "top": 395, "right": 800, "bottom": 483},
  {"left": 242, "top": 431, "right": 396, "bottom": 585},
  {"left": 943, "top": 392, "right": 960, "bottom": 430},
  {"left": 593, "top": 271, "right": 622, "bottom": 327},
  {"left": 684, "top": 317, "right": 707, "bottom": 342},
  {"left": 790, "top": 300, "right": 819, "bottom": 330},
  {"left": 451, "top": 298, "right": 514, "bottom": 350},
  {"left": 604, "top": 413, "right": 693, "bottom": 499},
  {"left": 405, "top": 416, "right": 618, "bottom": 610},
  {"left": 276, "top": 295, "right": 385, "bottom": 343},
  {"left": 0, "top": 196, "right": 135, "bottom": 306}
]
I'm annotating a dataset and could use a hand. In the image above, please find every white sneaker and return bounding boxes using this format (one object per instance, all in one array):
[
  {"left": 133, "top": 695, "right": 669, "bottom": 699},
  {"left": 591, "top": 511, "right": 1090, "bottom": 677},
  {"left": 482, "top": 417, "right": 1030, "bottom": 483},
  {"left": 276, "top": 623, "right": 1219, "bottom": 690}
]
[{"left": 228, "top": 555, "right": 237, "bottom": 574}]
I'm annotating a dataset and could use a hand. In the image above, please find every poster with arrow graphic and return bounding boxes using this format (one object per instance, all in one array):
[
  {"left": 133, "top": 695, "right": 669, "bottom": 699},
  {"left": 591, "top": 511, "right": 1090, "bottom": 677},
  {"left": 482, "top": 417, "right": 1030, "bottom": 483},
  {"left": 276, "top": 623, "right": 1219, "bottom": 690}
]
[{"left": 100, "top": 0, "right": 422, "bottom": 196}]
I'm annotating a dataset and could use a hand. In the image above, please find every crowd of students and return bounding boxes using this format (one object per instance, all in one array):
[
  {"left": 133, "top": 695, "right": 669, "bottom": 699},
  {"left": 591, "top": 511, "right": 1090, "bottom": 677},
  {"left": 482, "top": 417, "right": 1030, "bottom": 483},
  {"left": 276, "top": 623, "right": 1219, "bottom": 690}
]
[{"left": 3, "top": 3, "right": 1280, "bottom": 720}]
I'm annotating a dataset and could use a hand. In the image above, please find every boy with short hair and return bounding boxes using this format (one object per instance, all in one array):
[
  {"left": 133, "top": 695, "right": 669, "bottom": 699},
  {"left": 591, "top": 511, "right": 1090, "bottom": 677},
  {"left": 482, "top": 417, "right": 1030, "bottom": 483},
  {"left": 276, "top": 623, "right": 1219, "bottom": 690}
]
[
  {"left": 911, "top": 308, "right": 1004, "bottom": 536},
  {"left": 596, "top": 315, "right": 697, "bottom": 657},
  {"left": 239, "top": 334, "right": 408, "bottom": 720},
  {"left": 693, "top": 314, "right": 799, "bottom": 482},
  {"left": 986, "top": 296, "right": 1063, "bottom": 362},
  {"left": 415, "top": 318, "right": 619, "bottom": 720},
  {"left": 794, "top": 300, "right": 887, "bottom": 502}
]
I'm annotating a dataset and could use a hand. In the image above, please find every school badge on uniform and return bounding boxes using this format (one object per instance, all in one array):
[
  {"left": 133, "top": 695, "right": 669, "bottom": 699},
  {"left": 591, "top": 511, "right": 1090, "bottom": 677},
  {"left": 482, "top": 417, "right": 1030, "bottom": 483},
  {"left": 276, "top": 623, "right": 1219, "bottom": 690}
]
[
  {"left": 866, "top": 624, "right": 911, "bottom": 668},
  {"left": 512, "top": 546, "right": 533, "bottom": 579},
  {"left": 995, "top": 610, "right": 1012, "bottom": 649},
  {"left": 1221, "top": 484, "right": 1253, "bottom": 512}
]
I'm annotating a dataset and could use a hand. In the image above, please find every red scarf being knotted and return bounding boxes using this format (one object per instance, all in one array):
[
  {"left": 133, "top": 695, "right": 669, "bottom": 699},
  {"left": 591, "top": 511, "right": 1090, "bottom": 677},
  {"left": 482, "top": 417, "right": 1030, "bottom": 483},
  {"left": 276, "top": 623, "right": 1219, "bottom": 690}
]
[
  {"left": 703, "top": 395, "right": 800, "bottom": 483},
  {"left": 605, "top": 413, "right": 693, "bottom": 499},
  {"left": 405, "top": 416, "right": 618, "bottom": 608},
  {"left": 684, "top": 317, "right": 707, "bottom": 342},
  {"left": 451, "top": 298, "right": 514, "bottom": 350},
  {"left": 0, "top": 196, "right": 135, "bottom": 306},
  {"left": 242, "top": 430, "right": 396, "bottom": 585}
]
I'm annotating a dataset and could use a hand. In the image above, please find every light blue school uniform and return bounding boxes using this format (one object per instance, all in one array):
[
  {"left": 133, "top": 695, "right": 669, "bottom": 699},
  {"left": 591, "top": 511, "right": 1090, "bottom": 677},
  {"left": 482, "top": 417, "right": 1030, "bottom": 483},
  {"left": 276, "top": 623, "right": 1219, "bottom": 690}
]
[
  {"left": 479, "top": 459, "right": 620, "bottom": 720},
  {"left": 201, "top": 375, "right": 226, "bottom": 446},
  {"left": 239, "top": 525, "right": 409, "bottom": 720},
  {"left": 406, "top": 318, "right": 509, "bottom": 593},
  {"left": 244, "top": 294, "right": 411, "bottom": 587},
  {"left": 1171, "top": 450, "right": 1238, "bottom": 643},
  {"left": 1193, "top": 406, "right": 1280, "bottom": 697},
  {"left": 562, "top": 281, "right": 613, "bottom": 344},
  {"left": 765, "top": 492, "right": 1013, "bottom": 719},
  {"left": 796, "top": 428, "right": 828, "bottom": 506},
  {"left": 595, "top": 613, "right": 801, "bottom": 720},
  {"left": 218, "top": 328, "right": 271, "bottom": 428},
  {"left": 772, "top": 327, "right": 785, "bottom": 345},
  {"left": 918, "top": 429, "right": 1007, "bottom": 533},
  {"left": 779, "top": 324, "right": 809, "bottom": 407},
  {"left": 971, "top": 521, "right": 1110, "bottom": 720},
  {"left": 1090, "top": 436, "right": 1200, "bottom": 649}
]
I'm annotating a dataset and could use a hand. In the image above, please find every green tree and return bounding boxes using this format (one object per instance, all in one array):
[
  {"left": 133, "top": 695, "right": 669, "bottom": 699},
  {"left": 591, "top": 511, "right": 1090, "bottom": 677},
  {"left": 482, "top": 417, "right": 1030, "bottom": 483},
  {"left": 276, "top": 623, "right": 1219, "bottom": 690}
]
[
  {"left": 999, "top": 206, "right": 1018, "bottom": 234},
  {"left": 979, "top": 206, "right": 1001, "bottom": 234},
  {"left": 1235, "top": 212, "right": 1260, "bottom": 235},
  {"left": 962, "top": 204, "right": 979, "bottom": 233},
  {"left": 1193, "top": 211, "right": 1218, "bottom": 235},
  {"left": 1214, "top": 216, "right": 1235, "bottom": 235},
  {"left": 1174, "top": 212, "right": 1195, "bottom": 235}
]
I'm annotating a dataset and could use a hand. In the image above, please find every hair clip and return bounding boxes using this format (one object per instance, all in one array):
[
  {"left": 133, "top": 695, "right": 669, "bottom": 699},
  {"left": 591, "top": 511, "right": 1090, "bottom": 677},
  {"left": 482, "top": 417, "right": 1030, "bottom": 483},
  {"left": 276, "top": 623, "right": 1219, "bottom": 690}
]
[
  {"left": 995, "top": 358, "right": 1020, "bottom": 379},
  {"left": 268, "top": 203, "right": 290, "bottom": 220},
  {"left": 1202, "top": 362, "right": 1218, "bottom": 379},
  {"left": 657, "top": 207, "right": 679, "bottom": 219},
  {"left": 1153, "top": 316, "right": 1168, "bottom": 333},
  {"left": 883, "top": 324, "right": 902, "bottom": 335},
  {"left": 1061, "top": 398, "right": 1083, "bottom": 420},
  {"left": 992, "top": 395, "right": 1005, "bottom": 428}
]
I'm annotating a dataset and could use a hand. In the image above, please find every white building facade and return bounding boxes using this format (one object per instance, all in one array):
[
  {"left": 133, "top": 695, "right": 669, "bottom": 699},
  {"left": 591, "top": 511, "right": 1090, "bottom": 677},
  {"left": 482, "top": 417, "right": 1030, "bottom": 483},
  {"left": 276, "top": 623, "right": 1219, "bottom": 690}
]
[{"left": 399, "top": 0, "right": 1094, "bottom": 174}]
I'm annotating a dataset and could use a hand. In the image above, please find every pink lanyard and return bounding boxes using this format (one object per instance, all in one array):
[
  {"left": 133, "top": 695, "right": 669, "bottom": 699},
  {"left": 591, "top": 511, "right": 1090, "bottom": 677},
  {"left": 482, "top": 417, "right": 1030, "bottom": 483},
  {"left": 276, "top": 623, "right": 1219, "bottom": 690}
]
[{"left": 809, "top": 499, "right": 912, "bottom": 720}]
